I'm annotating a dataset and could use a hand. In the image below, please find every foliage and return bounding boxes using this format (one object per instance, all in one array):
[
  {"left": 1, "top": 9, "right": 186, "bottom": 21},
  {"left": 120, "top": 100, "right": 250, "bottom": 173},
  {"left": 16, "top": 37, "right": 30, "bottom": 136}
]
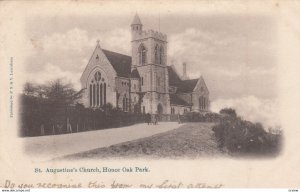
[
  {"left": 180, "top": 112, "right": 221, "bottom": 123},
  {"left": 212, "top": 108, "right": 282, "bottom": 156},
  {"left": 219, "top": 108, "right": 237, "bottom": 117},
  {"left": 20, "top": 80, "right": 146, "bottom": 137}
]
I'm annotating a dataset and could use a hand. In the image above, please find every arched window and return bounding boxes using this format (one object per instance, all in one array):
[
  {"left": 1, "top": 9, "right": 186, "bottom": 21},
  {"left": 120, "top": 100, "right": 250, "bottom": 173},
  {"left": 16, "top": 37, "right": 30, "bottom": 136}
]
[
  {"left": 123, "top": 96, "right": 126, "bottom": 112},
  {"left": 93, "top": 84, "right": 96, "bottom": 107},
  {"left": 199, "top": 96, "right": 207, "bottom": 110},
  {"left": 199, "top": 96, "right": 202, "bottom": 110},
  {"left": 155, "top": 44, "right": 159, "bottom": 64},
  {"left": 89, "top": 71, "right": 107, "bottom": 108},
  {"left": 104, "top": 83, "right": 106, "bottom": 105},
  {"left": 89, "top": 84, "right": 92, "bottom": 106},
  {"left": 96, "top": 83, "right": 99, "bottom": 106},
  {"left": 126, "top": 98, "right": 129, "bottom": 112},
  {"left": 100, "top": 84, "right": 103, "bottom": 106},
  {"left": 138, "top": 44, "right": 147, "bottom": 65},
  {"left": 159, "top": 46, "right": 164, "bottom": 64}
]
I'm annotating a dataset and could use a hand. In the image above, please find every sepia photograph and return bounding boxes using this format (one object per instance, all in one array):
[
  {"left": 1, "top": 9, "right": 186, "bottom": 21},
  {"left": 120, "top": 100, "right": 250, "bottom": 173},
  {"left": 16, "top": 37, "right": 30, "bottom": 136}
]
[
  {"left": 0, "top": 0, "right": 299, "bottom": 189},
  {"left": 20, "top": 9, "right": 281, "bottom": 161}
]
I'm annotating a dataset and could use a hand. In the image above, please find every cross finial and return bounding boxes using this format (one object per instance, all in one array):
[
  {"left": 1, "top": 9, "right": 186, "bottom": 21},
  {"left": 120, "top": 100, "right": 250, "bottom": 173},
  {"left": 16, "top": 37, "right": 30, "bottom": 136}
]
[{"left": 96, "top": 40, "right": 101, "bottom": 48}]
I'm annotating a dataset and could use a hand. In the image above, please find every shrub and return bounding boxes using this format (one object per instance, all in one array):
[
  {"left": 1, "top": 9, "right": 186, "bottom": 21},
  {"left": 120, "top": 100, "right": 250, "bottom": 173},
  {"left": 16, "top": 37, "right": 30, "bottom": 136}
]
[
  {"left": 219, "top": 108, "right": 237, "bottom": 117},
  {"left": 183, "top": 111, "right": 220, "bottom": 123},
  {"left": 212, "top": 109, "right": 282, "bottom": 156}
]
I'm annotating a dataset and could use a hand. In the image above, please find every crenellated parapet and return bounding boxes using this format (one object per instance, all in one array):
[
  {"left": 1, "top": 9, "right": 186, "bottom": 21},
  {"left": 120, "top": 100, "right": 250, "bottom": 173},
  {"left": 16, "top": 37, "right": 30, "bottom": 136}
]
[{"left": 135, "top": 29, "right": 167, "bottom": 42}]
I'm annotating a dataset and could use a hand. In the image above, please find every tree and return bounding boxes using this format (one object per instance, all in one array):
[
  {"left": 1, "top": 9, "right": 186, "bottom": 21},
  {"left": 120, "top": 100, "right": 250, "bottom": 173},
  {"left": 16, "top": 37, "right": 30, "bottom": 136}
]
[
  {"left": 219, "top": 108, "right": 237, "bottom": 117},
  {"left": 44, "top": 79, "right": 81, "bottom": 105},
  {"left": 21, "top": 79, "right": 82, "bottom": 136}
]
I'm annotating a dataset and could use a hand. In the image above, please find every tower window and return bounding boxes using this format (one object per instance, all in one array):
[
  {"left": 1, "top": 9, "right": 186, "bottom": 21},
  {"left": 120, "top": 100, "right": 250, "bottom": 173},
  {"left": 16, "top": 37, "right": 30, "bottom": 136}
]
[
  {"left": 160, "top": 46, "right": 164, "bottom": 65},
  {"left": 138, "top": 44, "right": 147, "bottom": 65},
  {"left": 155, "top": 44, "right": 160, "bottom": 64}
]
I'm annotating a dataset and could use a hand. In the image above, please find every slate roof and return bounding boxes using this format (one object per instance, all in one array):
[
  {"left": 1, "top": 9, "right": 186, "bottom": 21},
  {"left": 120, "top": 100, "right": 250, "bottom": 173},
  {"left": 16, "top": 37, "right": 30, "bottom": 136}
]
[
  {"left": 132, "top": 14, "right": 142, "bottom": 25},
  {"left": 167, "top": 66, "right": 182, "bottom": 87},
  {"left": 170, "top": 94, "right": 191, "bottom": 106},
  {"left": 178, "top": 79, "right": 198, "bottom": 92},
  {"left": 131, "top": 68, "right": 140, "bottom": 78},
  {"left": 101, "top": 50, "right": 199, "bottom": 93},
  {"left": 167, "top": 66, "right": 199, "bottom": 93},
  {"left": 102, "top": 49, "right": 132, "bottom": 78}
]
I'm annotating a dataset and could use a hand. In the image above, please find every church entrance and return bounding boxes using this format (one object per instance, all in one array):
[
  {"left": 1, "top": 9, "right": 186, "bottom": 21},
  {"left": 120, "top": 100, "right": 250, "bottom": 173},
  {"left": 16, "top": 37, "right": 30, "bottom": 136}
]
[{"left": 157, "top": 104, "right": 163, "bottom": 115}]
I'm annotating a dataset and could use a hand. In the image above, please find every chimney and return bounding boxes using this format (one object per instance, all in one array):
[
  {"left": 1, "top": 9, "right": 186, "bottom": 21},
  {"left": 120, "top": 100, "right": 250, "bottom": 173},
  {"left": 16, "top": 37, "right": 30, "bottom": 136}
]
[{"left": 182, "top": 62, "right": 188, "bottom": 80}]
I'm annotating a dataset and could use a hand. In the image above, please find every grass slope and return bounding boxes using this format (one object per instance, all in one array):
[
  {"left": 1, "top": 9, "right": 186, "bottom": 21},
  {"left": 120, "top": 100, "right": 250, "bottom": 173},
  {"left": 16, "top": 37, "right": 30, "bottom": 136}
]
[{"left": 62, "top": 123, "right": 225, "bottom": 160}]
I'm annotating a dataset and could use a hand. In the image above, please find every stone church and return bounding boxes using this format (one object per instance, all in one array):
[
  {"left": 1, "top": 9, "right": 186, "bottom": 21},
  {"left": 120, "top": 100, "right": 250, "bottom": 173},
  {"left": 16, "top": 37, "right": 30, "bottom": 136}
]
[{"left": 80, "top": 14, "right": 210, "bottom": 115}]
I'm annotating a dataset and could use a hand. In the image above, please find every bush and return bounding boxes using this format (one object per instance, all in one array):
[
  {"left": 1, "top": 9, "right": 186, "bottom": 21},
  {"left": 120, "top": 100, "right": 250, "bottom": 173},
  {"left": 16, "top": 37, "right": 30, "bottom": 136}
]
[
  {"left": 183, "top": 112, "right": 220, "bottom": 123},
  {"left": 212, "top": 110, "right": 282, "bottom": 156},
  {"left": 219, "top": 108, "right": 237, "bottom": 117},
  {"left": 20, "top": 94, "right": 146, "bottom": 137}
]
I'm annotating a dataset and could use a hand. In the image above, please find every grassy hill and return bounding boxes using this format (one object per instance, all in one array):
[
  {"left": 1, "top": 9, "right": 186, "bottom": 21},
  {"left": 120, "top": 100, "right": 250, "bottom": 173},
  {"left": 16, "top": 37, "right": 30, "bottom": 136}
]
[{"left": 62, "top": 122, "right": 226, "bottom": 160}]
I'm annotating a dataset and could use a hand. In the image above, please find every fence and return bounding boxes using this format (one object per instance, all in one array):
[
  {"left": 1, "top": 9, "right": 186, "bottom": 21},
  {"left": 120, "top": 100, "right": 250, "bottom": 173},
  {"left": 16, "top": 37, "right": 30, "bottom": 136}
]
[{"left": 20, "top": 104, "right": 146, "bottom": 137}]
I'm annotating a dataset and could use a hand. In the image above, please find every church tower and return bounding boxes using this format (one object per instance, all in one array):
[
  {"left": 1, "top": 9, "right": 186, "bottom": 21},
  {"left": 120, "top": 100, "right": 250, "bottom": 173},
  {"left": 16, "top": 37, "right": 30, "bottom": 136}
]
[{"left": 131, "top": 14, "right": 170, "bottom": 115}]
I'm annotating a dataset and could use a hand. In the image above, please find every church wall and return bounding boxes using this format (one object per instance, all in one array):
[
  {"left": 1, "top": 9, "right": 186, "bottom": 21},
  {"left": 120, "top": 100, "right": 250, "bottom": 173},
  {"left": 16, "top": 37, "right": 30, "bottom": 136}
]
[
  {"left": 115, "top": 77, "right": 130, "bottom": 110},
  {"left": 136, "top": 65, "right": 151, "bottom": 92},
  {"left": 79, "top": 15, "right": 210, "bottom": 115},
  {"left": 141, "top": 92, "right": 151, "bottom": 114},
  {"left": 80, "top": 45, "right": 118, "bottom": 108},
  {"left": 131, "top": 92, "right": 140, "bottom": 112},
  {"left": 171, "top": 105, "right": 191, "bottom": 115},
  {"left": 131, "top": 38, "right": 152, "bottom": 68},
  {"left": 191, "top": 90, "right": 209, "bottom": 112},
  {"left": 130, "top": 78, "right": 140, "bottom": 92},
  {"left": 80, "top": 45, "right": 117, "bottom": 89},
  {"left": 152, "top": 66, "right": 168, "bottom": 93},
  {"left": 81, "top": 66, "right": 117, "bottom": 108},
  {"left": 130, "top": 78, "right": 140, "bottom": 111},
  {"left": 151, "top": 92, "right": 170, "bottom": 114},
  {"left": 191, "top": 78, "right": 210, "bottom": 112},
  {"left": 149, "top": 39, "right": 167, "bottom": 65}
]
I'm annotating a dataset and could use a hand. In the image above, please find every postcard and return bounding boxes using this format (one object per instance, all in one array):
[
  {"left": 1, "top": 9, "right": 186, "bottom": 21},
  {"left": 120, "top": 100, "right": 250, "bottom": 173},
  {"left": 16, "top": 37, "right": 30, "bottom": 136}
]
[{"left": 0, "top": 0, "right": 299, "bottom": 189}]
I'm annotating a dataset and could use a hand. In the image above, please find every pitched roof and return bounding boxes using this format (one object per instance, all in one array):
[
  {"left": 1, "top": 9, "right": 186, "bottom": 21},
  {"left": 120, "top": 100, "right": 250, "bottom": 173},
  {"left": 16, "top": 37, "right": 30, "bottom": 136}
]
[
  {"left": 131, "top": 68, "right": 140, "bottom": 78},
  {"left": 167, "top": 66, "right": 199, "bottom": 93},
  {"left": 170, "top": 94, "right": 191, "bottom": 106},
  {"left": 131, "top": 14, "right": 142, "bottom": 25},
  {"left": 102, "top": 49, "right": 131, "bottom": 78},
  {"left": 178, "top": 79, "right": 199, "bottom": 92},
  {"left": 167, "top": 66, "right": 182, "bottom": 87}
]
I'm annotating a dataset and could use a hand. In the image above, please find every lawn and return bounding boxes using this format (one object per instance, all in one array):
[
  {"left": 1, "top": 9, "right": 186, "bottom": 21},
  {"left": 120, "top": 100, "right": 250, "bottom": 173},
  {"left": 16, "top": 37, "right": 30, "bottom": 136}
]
[{"left": 61, "top": 122, "right": 226, "bottom": 160}]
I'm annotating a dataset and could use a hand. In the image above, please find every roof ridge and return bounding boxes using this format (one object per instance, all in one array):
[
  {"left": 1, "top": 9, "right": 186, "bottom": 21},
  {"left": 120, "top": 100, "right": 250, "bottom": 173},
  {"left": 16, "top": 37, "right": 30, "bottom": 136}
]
[
  {"left": 182, "top": 78, "right": 199, "bottom": 82},
  {"left": 102, "top": 49, "right": 131, "bottom": 58}
]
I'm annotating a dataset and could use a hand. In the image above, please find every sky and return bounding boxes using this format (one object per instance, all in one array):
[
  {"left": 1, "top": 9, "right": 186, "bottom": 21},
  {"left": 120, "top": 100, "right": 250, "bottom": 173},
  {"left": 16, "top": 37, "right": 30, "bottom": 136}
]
[{"left": 24, "top": 13, "right": 280, "bottom": 128}]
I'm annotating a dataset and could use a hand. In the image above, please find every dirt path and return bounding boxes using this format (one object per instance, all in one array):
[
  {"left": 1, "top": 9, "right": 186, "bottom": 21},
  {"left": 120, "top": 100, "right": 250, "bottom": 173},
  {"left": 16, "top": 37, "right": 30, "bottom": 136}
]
[
  {"left": 22, "top": 122, "right": 182, "bottom": 161},
  {"left": 62, "top": 122, "right": 225, "bottom": 160}
]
